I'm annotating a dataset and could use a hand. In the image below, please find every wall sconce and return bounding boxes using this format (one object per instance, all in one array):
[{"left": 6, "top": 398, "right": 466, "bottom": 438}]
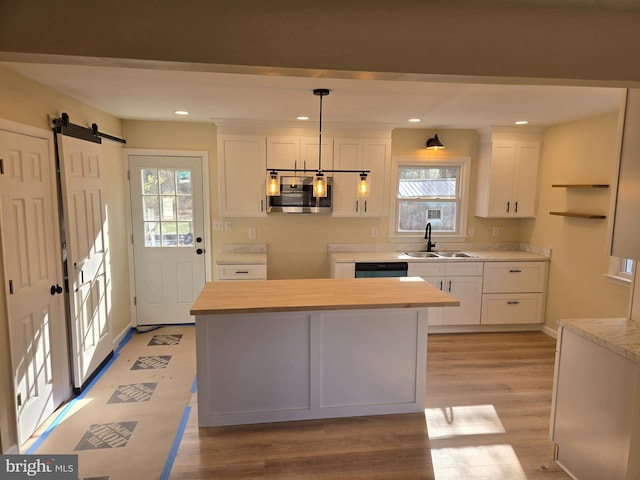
[
  {"left": 426, "top": 133, "right": 445, "bottom": 150},
  {"left": 266, "top": 170, "right": 280, "bottom": 196},
  {"left": 313, "top": 173, "right": 328, "bottom": 198},
  {"left": 358, "top": 172, "right": 369, "bottom": 197}
]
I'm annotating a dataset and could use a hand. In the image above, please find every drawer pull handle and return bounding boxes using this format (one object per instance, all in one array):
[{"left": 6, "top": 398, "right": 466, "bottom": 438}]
[
  {"left": 509, "top": 269, "right": 522, "bottom": 273},
  {"left": 507, "top": 301, "right": 520, "bottom": 305},
  {"left": 235, "top": 270, "right": 249, "bottom": 274}
]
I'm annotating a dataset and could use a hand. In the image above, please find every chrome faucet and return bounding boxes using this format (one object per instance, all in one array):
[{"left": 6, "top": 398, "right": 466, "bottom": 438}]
[{"left": 424, "top": 222, "right": 436, "bottom": 252}]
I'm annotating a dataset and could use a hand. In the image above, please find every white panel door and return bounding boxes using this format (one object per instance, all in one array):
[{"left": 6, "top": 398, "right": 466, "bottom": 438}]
[
  {"left": 0, "top": 127, "right": 68, "bottom": 445},
  {"left": 57, "top": 135, "right": 113, "bottom": 389},
  {"left": 128, "top": 154, "right": 206, "bottom": 325}
]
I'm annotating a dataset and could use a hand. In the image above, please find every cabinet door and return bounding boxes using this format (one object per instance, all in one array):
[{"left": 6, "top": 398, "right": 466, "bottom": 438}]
[
  {"left": 421, "top": 275, "right": 445, "bottom": 325},
  {"left": 218, "top": 135, "right": 266, "bottom": 217},
  {"left": 301, "top": 136, "right": 333, "bottom": 174},
  {"left": 267, "top": 136, "right": 300, "bottom": 171},
  {"left": 512, "top": 142, "right": 541, "bottom": 217},
  {"left": 361, "top": 139, "right": 391, "bottom": 217},
  {"left": 332, "top": 138, "right": 362, "bottom": 216},
  {"left": 443, "top": 276, "right": 483, "bottom": 325},
  {"left": 332, "top": 262, "right": 355, "bottom": 278},
  {"left": 487, "top": 142, "right": 516, "bottom": 217}
]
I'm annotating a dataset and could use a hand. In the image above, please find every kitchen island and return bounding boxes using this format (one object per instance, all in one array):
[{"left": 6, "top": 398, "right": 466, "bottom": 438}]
[{"left": 191, "top": 277, "right": 458, "bottom": 427}]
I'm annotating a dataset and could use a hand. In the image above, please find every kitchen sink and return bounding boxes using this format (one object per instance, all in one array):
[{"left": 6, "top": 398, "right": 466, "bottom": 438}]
[
  {"left": 403, "top": 251, "right": 440, "bottom": 258},
  {"left": 403, "top": 251, "right": 474, "bottom": 258}
]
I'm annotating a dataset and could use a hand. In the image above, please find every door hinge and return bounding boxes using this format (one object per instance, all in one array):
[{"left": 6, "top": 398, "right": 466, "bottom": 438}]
[
  {"left": 127, "top": 169, "right": 130, "bottom": 181},
  {"left": 16, "top": 393, "right": 22, "bottom": 407},
  {"left": 131, "top": 234, "right": 134, "bottom": 244},
  {"left": 133, "top": 296, "right": 137, "bottom": 306},
  {"left": 0, "top": 158, "right": 4, "bottom": 175},
  {"left": 9, "top": 280, "right": 13, "bottom": 295}
]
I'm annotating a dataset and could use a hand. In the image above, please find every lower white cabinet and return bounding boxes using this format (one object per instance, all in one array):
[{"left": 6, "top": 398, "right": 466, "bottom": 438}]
[
  {"left": 217, "top": 263, "right": 267, "bottom": 281},
  {"left": 408, "top": 262, "right": 483, "bottom": 326},
  {"left": 481, "top": 261, "right": 547, "bottom": 324},
  {"left": 331, "top": 262, "right": 355, "bottom": 279},
  {"left": 551, "top": 326, "right": 640, "bottom": 480}
]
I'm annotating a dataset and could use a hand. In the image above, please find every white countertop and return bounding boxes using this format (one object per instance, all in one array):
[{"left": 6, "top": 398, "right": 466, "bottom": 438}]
[
  {"left": 330, "top": 250, "right": 550, "bottom": 263},
  {"left": 216, "top": 252, "right": 267, "bottom": 265},
  {"left": 559, "top": 317, "right": 640, "bottom": 364}
]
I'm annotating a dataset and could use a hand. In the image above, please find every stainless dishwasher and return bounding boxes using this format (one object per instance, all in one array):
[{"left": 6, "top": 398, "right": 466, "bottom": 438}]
[{"left": 354, "top": 262, "right": 409, "bottom": 278}]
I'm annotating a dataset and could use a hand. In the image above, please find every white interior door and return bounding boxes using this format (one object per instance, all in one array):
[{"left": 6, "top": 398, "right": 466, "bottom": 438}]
[
  {"left": 57, "top": 134, "right": 113, "bottom": 389},
  {"left": 128, "top": 154, "right": 206, "bottom": 325},
  {"left": 0, "top": 125, "right": 68, "bottom": 446}
]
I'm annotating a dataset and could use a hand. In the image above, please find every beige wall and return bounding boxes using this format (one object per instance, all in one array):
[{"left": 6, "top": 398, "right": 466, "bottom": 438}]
[
  {"left": 521, "top": 112, "right": 630, "bottom": 330},
  {"left": 0, "top": 66, "right": 131, "bottom": 451}
]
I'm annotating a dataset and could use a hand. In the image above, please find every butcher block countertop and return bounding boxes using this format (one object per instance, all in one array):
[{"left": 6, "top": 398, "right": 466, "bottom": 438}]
[{"left": 191, "top": 277, "right": 459, "bottom": 315}]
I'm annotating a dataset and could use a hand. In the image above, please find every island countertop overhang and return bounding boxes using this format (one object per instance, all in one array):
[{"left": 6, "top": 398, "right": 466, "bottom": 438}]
[{"left": 190, "top": 277, "right": 459, "bottom": 315}]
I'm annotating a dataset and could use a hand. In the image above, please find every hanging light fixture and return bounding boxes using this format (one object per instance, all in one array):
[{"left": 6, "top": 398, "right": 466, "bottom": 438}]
[
  {"left": 426, "top": 133, "right": 446, "bottom": 150},
  {"left": 265, "top": 88, "right": 371, "bottom": 198},
  {"left": 266, "top": 170, "right": 280, "bottom": 196},
  {"left": 358, "top": 172, "right": 370, "bottom": 197}
]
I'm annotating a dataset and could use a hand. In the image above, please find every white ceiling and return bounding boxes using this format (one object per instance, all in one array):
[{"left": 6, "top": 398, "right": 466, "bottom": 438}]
[{"left": 0, "top": 61, "right": 624, "bottom": 131}]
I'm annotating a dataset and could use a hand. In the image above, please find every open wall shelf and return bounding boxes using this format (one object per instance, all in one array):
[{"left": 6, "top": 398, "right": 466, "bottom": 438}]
[
  {"left": 549, "top": 211, "right": 607, "bottom": 219},
  {"left": 550, "top": 183, "right": 609, "bottom": 219},
  {"left": 551, "top": 184, "right": 609, "bottom": 188}
]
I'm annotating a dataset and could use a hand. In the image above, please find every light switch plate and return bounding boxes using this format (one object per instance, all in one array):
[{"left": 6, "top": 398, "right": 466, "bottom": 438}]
[
  {"left": 224, "top": 221, "right": 232, "bottom": 231},
  {"left": 213, "top": 221, "right": 224, "bottom": 231}
]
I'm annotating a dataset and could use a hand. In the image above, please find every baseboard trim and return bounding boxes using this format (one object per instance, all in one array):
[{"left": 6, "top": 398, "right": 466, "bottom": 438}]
[{"left": 542, "top": 324, "right": 558, "bottom": 339}]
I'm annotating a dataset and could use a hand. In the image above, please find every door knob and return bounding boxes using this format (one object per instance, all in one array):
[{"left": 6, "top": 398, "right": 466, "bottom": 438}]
[
  {"left": 50, "top": 284, "right": 63, "bottom": 295},
  {"left": 196, "top": 236, "right": 203, "bottom": 243},
  {"left": 196, "top": 248, "right": 204, "bottom": 255}
]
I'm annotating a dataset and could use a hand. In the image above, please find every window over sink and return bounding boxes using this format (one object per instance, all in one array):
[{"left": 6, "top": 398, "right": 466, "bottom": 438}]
[{"left": 390, "top": 157, "right": 470, "bottom": 241}]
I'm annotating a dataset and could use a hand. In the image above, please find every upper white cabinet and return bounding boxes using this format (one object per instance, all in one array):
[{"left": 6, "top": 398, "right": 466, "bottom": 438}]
[
  {"left": 475, "top": 131, "right": 542, "bottom": 218},
  {"left": 218, "top": 134, "right": 267, "bottom": 217},
  {"left": 266, "top": 136, "right": 333, "bottom": 174},
  {"left": 332, "top": 138, "right": 391, "bottom": 217},
  {"left": 611, "top": 88, "right": 640, "bottom": 260}
]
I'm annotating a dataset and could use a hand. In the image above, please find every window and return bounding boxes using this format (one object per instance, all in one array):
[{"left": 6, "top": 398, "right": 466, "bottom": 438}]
[
  {"left": 141, "top": 168, "right": 194, "bottom": 247},
  {"left": 392, "top": 159, "right": 469, "bottom": 238},
  {"left": 606, "top": 256, "right": 634, "bottom": 285}
]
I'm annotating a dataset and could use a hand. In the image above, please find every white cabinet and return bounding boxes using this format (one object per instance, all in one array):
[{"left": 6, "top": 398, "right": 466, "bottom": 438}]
[
  {"left": 217, "top": 263, "right": 267, "bottom": 281},
  {"left": 332, "top": 138, "right": 391, "bottom": 217},
  {"left": 476, "top": 132, "right": 542, "bottom": 218},
  {"left": 331, "top": 262, "right": 355, "bottom": 279},
  {"left": 408, "top": 262, "right": 483, "bottom": 326},
  {"left": 266, "top": 136, "right": 333, "bottom": 173},
  {"left": 218, "top": 134, "right": 267, "bottom": 217},
  {"left": 551, "top": 325, "right": 640, "bottom": 480},
  {"left": 611, "top": 88, "right": 640, "bottom": 260},
  {"left": 481, "top": 261, "right": 547, "bottom": 324}
]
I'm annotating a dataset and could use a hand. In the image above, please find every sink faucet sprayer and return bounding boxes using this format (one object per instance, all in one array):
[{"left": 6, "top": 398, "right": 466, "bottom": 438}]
[{"left": 424, "top": 222, "right": 436, "bottom": 252}]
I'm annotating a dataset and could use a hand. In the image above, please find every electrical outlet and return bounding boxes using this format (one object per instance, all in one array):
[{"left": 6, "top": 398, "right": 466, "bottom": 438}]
[
  {"left": 492, "top": 227, "right": 500, "bottom": 237},
  {"left": 224, "top": 221, "right": 232, "bottom": 231},
  {"left": 213, "top": 221, "right": 224, "bottom": 231},
  {"left": 371, "top": 227, "right": 378, "bottom": 238},
  {"left": 248, "top": 227, "right": 256, "bottom": 239}
]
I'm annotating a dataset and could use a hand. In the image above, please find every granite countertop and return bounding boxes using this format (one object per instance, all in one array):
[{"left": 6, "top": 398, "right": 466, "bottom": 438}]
[
  {"left": 329, "top": 250, "right": 550, "bottom": 263},
  {"left": 191, "top": 277, "right": 460, "bottom": 315},
  {"left": 559, "top": 317, "right": 640, "bottom": 364}
]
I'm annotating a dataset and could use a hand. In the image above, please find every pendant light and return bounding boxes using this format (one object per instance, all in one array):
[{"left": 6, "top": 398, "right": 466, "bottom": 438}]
[
  {"left": 265, "top": 88, "right": 371, "bottom": 199},
  {"left": 426, "top": 133, "right": 445, "bottom": 150}
]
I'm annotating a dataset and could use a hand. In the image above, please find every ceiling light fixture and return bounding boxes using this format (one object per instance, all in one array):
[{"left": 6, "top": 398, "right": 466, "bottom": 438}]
[
  {"left": 297, "top": 115, "right": 310, "bottom": 121},
  {"left": 426, "top": 133, "right": 445, "bottom": 150},
  {"left": 515, "top": 120, "right": 529, "bottom": 125},
  {"left": 266, "top": 88, "right": 370, "bottom": 198},
  {"left": 409, "top": 118, "right": 422, "bottom": 123},
  {"left": 174, "top": 110, "right": 190, "bottom": 116}
]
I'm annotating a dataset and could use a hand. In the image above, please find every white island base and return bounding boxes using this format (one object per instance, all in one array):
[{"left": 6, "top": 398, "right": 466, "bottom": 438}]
[{"left": 195, "top": 307, "right": 428, "bottom": 427}]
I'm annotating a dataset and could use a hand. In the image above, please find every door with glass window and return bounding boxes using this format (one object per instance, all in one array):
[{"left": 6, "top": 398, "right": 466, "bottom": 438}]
[{"left": 128, "top": 154, "right": 206, "bottom": 325}]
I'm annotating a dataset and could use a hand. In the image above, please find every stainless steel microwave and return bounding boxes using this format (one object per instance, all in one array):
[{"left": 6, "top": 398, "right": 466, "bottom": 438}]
[{"left": 267, "top": 176, "right": 333, "bottom": 214}]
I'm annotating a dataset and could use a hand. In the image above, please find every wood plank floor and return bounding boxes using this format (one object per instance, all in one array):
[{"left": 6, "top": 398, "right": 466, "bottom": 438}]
[{"left": 170, "top": 332, "right": 571, "bottom": 479}]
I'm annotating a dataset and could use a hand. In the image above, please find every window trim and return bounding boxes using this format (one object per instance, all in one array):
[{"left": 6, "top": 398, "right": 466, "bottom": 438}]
[{"left": 388, "top": 156, "right": 471, "bottom": 243}]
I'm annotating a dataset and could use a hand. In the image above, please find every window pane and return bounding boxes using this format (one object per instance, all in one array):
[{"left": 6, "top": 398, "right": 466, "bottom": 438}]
[
  {"left": 398, "top": 200, "right": 457, "bottom": 232},
  {"left": 623, "top": 259, "right": 634, "bottom": 275},
  {"left": 159, "top": 169, "right": 176, "bottom": 195},
  {"left": 177, "top": 196, "right": 192, "bottom": 221},
  {"left": 178, "top": 222, "right": 193, "bottom": 246},
  {"left": 142, "top": 196, "right": 159, "bottom": 221},
  {"left": 142, "top": 169, "right": 158, "bottom": 195},
  {"left": 161, "top": 196, "right": 176, "bottom": 221},
  {"left": 177, "top": 170, "right": 192, "bottom": 195},
  {"left": 399, "top": 167, "right": 458, "bottom": 199},
  {"left": 161, "top": 222, "right": 177, "bottom": 246},
  {"left": 144, "top": 222, "right": 160, "bottom": 247}
]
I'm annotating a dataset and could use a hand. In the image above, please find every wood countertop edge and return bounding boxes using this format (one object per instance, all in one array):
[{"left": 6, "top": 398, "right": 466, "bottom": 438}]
[{"left": 191, "top": 299, "right": 460, "bottom": 316}]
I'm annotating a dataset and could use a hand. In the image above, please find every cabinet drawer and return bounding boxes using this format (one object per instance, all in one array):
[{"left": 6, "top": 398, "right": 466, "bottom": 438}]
[
  {"left": 217, "top": 264, "right": 267, "bottom": 280},
  {"left": 483, "top": 261, "right": 547, "bottom": 293},
  {"left": 408, "top": 261, "right": 483, "bottom": 277},
  {"left": 445, "top": 262, "right": 483, "bottom": 276},
  {"left": 481, "top": 293, "right": 543, "bottom": 324},
  {"left": 408, "top": 262, "right": 446, "bottom": 277}
]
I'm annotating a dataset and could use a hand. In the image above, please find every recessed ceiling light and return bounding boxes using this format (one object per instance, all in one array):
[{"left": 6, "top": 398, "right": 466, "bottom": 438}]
[
  {"left": 174, "top": 110, "right": 190, "bottom": 116},
  {"left": 297, "top": 116, "right": 310, "bottom": 121},
  {"left": 515, "top": 120, "right": 529, "bottom": 125},
  {"left": 408, "top": 118, "right": 422, "bottom": 123}
]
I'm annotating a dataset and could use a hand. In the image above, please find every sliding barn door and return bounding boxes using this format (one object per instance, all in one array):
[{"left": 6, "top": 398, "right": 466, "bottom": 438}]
[
  {"left": 0, "top": 125, "right": 68, "bottom": 446},
  {"left": 57, "top": 134, "right": 113, "bottom": 389}
]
